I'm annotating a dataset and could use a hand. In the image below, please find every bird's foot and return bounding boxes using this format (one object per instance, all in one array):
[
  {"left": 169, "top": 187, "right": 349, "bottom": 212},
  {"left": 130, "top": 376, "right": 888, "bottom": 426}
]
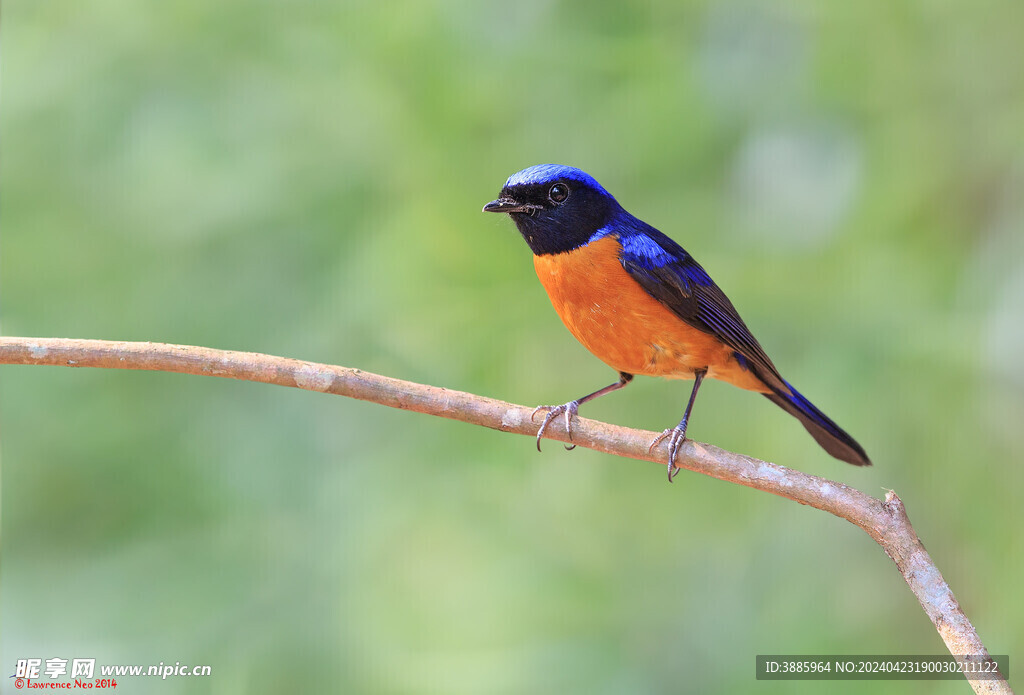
[
  {"left": 531, "top": 401, "right": 580, "bottom": 452},
  {"left": 649, "top": 425, "right": 689, "bottom": 482}
]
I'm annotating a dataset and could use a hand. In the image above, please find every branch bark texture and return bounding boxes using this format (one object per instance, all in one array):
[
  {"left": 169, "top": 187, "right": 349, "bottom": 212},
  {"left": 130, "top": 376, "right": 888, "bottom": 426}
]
[{"left": 0, "top": 337, "right": 1010, "bottom": 694}]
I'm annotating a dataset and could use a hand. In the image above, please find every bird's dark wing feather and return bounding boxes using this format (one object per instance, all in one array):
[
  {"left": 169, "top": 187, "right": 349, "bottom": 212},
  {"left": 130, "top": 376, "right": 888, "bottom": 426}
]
[{"left": 615, "top": 221, "right": 781, "bottom": 383}]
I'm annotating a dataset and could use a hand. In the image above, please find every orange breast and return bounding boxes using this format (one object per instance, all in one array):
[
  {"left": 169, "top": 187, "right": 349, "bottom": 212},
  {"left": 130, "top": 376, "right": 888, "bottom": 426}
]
[{"left": 533, "top": 236, "right": 768, "bottom": 392}]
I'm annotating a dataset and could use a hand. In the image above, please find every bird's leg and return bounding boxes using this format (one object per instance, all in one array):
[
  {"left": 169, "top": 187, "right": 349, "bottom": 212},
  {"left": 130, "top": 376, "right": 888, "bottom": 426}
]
[
  {"left": 532, "top": 372, "right": 633, "bottom": 451},
  {"left": 649, "top": 368, "right": 707, "bottom": 482}
]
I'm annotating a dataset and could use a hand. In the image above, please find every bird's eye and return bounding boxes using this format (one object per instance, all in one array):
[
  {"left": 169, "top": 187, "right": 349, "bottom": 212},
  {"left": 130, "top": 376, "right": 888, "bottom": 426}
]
[{"left": 548, "top": 183, "right": 569, "bottom": 204}]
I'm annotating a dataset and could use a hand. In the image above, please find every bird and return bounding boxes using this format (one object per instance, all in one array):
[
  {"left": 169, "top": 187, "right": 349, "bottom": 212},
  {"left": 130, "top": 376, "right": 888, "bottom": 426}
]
[{"left": 483, "top": 164, "right": 870, "bottom": 481}]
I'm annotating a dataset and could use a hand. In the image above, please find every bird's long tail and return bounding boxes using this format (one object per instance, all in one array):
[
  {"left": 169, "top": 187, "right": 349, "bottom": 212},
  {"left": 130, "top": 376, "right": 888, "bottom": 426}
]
[{"left": 764, "top": 381, "right": 871, "bottom": 466}]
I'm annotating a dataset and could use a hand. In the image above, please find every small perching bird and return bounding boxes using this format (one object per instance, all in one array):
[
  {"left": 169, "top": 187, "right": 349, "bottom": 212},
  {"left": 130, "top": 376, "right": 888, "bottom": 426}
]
[{"left": 484, "top": 164, "right": 870, "bottom": 481}]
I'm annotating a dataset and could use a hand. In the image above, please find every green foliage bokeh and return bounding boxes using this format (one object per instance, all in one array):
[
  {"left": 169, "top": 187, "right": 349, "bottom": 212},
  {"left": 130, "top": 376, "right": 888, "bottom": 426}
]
[{"left": 2, "top": 1, "right": 1022, "bottom": 693}]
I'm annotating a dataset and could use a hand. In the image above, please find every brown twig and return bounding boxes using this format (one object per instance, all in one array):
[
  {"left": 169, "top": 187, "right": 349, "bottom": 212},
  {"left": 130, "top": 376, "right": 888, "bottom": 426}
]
[{"left": 0, "top": 337, "right": 1011, "bottom": 694}]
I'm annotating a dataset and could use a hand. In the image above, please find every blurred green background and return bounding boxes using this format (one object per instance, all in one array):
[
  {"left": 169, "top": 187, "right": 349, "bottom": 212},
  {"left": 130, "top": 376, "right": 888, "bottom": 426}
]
[{"left": 3, "top": 1, "right": 1022, "bottom": 693}]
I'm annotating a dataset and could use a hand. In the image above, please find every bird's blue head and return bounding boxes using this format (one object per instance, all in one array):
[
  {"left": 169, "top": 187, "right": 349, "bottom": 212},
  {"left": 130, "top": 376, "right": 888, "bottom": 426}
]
[{"left": 483, "top": 164, "right": 623, "bottom": 255}]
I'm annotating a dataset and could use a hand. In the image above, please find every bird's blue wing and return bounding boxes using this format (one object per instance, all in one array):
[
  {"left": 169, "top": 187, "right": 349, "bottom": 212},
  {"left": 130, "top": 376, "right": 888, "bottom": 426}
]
[{"left": 614, "top": 220, "right": 781, "bottom": 382}]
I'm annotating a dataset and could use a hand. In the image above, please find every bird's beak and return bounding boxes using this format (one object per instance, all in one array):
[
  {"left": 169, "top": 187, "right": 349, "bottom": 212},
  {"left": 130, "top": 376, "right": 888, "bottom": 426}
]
[{"left": 483, "top": 198, "right": 534, "bottom": 214}]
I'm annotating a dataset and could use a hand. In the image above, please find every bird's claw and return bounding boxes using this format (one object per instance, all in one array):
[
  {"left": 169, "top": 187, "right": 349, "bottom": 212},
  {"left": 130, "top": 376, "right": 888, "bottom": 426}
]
[
  {"left": 649, "top": 426, "right": 688, "bottom": 482},
  {"left": 531, "top": 401, "right": 580, "bottom": 451}
]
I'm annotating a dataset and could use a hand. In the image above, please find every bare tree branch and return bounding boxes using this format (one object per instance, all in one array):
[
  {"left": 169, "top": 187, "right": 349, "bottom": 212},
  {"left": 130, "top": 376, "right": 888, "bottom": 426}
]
[{"left": 0, "top": 336, "right": 1011, "bottom": 694}]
